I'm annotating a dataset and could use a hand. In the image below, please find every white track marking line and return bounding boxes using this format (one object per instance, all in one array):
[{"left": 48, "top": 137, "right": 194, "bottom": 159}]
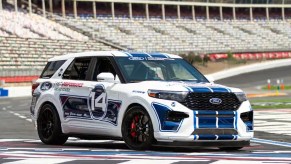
[
  {"left": 3, "top": 109, "right": 32, "bottom": 123},
  {"left": 18, "top": 116, "right": 27, "bottom": 119},
  {"left": 2, "top": 158, "right": 74, "bottom": 164},
  {"left": 252, "top": 138, "right": 291, "bottom": 148},
  {"left": 211, "top": 160, "right": 267, "bottom": 164},
  {"left": 25, "top": 119, "right": 32, "bottom": 122}
]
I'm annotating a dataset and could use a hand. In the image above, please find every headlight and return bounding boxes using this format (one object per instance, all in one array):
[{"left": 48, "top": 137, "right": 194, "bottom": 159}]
[
  {"left": 148, "top": 90, "right": 188, "bottom": 102},
  {"left": 235, "top": 92, "right": 247, "bottom": 102}
]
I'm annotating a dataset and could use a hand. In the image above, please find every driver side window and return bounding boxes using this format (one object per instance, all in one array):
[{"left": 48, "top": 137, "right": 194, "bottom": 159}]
[
  {"left": 93, "top": 57, "right": 118, "bottom": 81},
  {"left": 63, "top": 57, "right": 91, "bottom": 80}
]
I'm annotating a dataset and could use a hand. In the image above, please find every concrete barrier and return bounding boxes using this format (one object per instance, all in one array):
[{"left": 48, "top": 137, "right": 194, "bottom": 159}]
[
  {"left": 208, "top": 58, "right": 291, "bottom": 81},
  {"left": 1, "top": 87, "right": 31, "bottom": 97},
  {"left": 2, "top": 58, "right": 291, "bottom": 98}
]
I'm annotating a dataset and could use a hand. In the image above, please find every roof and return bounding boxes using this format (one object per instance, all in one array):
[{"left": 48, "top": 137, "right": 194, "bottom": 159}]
[{"left": 49, "top": 51, "right": 182, "bottom": 61}]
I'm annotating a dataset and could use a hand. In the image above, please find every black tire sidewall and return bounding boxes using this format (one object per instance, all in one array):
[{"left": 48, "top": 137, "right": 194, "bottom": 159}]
[
  {"left": 37, "top": 104, "right": 67, "bottom": 145},
  {"left": 121, "top": 106, "right": 155, "bottom": 150}
]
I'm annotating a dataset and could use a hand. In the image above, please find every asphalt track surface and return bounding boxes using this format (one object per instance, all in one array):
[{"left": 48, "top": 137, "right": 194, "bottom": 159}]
[
  {"left": 216, "top": 65, "right": 291, "bottom": 88},
  {"left": 1, "top": 97, "right": 291, "bottom": 164}
]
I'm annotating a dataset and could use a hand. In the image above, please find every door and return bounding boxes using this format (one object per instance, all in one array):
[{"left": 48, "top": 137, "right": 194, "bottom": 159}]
[{"left": 59, "top": 56, "right": 122, "bottom": 135}]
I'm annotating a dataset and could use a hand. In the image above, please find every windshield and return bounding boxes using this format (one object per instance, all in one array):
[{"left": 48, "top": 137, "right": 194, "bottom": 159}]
[{"left": 115, "top": 57, "right": 208, "bottom": 83}]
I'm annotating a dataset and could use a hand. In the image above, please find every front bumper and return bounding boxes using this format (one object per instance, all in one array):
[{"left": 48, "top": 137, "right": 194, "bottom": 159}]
[
  {"left": 151, "top": 100, "right": 254, "bottom": 143},
  {"left": 155, "top": 140, "right": 250, "bottom": 148}
]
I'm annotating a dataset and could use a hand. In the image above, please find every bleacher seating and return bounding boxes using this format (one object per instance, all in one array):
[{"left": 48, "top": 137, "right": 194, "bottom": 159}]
[
  {"left": 0, "top": 10, "right": 88, "bottom": 41},
  {"left": 0, "top": 36, "right": 116, "bottom": 76},
  {"left": 56, "top": 16, "right": 291, "bottom": 53}
]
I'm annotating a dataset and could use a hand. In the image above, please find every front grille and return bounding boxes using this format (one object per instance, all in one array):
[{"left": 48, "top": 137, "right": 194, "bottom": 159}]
[
  {"left": 181, "top": 92, "right": 241, "bottom": 110},
  {"left": 192, "top": 129, "right": 238, "bottom": 135}
]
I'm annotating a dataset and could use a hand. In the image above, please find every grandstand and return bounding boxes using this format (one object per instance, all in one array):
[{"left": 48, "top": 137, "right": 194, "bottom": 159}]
[{"left": 0, "top": 0, "right": 291, "bottom": 83}]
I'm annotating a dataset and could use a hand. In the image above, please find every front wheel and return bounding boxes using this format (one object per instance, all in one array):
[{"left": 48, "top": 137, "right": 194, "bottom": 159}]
[
  {"left": 37, "top": 104, "right": 68, "bottom": 145},
  {"left": 121, "top": 106, "right": 155, "bottom": 150}
]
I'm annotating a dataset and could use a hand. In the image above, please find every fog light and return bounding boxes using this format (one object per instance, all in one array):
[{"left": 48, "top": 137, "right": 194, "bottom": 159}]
[
  {"left": 166, "top": 111, "right": 189, "bottom": 122},
  {"left": 240, "top": 111, "right": 253, "bottom": 122}
]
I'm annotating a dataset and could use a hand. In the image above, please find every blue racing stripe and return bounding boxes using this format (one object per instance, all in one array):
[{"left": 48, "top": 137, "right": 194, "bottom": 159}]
[
  {"left": 123, "top": 51, "right": 133, "bottom": 57},
  {"left": 193, "top": 111, "right": 196, "bottom": 130},
  {"left": 235, "top": 111, "right": 238, "bottom": 130},
  {"left": 218, "top": 111, "right": 235, "bottom": 115},
  {"left": 198, "top": 117, "right": 216, "bottom": 128},
  {"left": 218, "top": 117, "right": 235, "bottom": 128},
  {"left": 190, "top": 87, "right": 212, "bottom": 93},
  {"left": 149, "top": 53, "right": 168, "bottom": 58},
  {"left": 129, "top": 52, "right": 151, "bottom": 58},
  {"left": 197, "top": 135, "right": 217, "bottom": 140},
  {"left": 198, "top": 111, "right": 216, "bottom": 115},
  {"left": 218, "top": 135, "right": 237, "bottom": 140},
  {"left": 211, "top": 87, "right": 230, "bottom": 93}
]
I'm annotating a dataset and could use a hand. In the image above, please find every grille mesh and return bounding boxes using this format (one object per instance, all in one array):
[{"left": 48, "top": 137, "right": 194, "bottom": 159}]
[{"left": 181, "top": 92, "right": 241, "bottom": 110}]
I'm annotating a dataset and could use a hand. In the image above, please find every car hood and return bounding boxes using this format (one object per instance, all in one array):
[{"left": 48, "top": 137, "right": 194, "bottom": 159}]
[{"left": 133, "top": 81, "right": 242, "bottom": 93}]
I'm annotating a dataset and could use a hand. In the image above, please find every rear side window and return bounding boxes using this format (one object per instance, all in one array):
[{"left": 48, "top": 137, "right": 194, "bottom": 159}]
[
  {"left": 63, "top": 57, "right": 91, "bottom": 80},
  {"left": 40, "top": 60, "right": 65, "bottom": 79}
]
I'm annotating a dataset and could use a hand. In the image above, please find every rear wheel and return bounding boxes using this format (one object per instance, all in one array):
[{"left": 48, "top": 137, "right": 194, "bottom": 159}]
[
  {"left": 121, "top": 106, "right": 154, "bottom": 150},
  {"left": 37, "top": 104, "right": 68, "bottom": 145}
]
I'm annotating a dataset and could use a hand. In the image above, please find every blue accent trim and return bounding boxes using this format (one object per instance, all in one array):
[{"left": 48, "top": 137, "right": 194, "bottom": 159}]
[
  {"left": 193, "top": 111, "right": 196, "bottom": 129},
  {"left": 190, "top": 87, "right": 211, "bottom": 93},
  {"left": 162, "top": 53, "right": 170, "bottom": 58},
  {"left": 217, "top": 135, "right": 236, "bottom": 140},
  {"left": 195, "top": 135, "right": 238, "bottom": 140},
  {"left": 123, "top": 52, "right": 133, "bottom": 57},
  {"left": 198, "top": 111, "right": 216, "bottom": 115},
  {"left": 149, "top": 53, "right": 168, "bottom": 58},
  {"left": 185, "top": 86, "right": 192, "bottom": 92},
  {"left": 198, "top": 117, "right": 216, "bottom": 128},
  {"left": 218, "top": 117, "right": 235, "bottom": 128},
  {"left": 245, "top": 121, "right": 254, "bottom": 131},
  {"left": 130, "top": 52, "right": 151, "bottom": 58},
  {"left": 196, "top": 110, "right": 235, "bottom": 129},
  {"left": 235, "top": 111, "right": 238, "bottom": 130},
  {"left": 210, "top": 87, "right": 230, "bottom": 93},
  {"left": 151, "top": 102, "right": 183, "bottom": 132},
  {"left": 218, "top": 111, "right": 235, "bottom": 115},
  {"left": 197, "top": 135, "right": 217, "bottom": 140}
]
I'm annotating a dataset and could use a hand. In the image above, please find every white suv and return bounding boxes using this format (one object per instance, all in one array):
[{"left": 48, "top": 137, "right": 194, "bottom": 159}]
[{"left": 30, "top": 51, "right": 253, "bottom": 150}]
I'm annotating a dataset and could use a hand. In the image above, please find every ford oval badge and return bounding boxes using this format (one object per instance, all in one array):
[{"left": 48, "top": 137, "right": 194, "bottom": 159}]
[{"left": 209, "top": 98, "right": 222, "bottom": 105}]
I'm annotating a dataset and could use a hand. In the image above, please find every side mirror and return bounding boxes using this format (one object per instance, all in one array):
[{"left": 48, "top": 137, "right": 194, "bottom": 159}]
[
  {"left": 97, "top": 73, "right": 115, "bottom": 82},
  {"left": 205, "top": 75, "right": 215, "bottom": 83}
]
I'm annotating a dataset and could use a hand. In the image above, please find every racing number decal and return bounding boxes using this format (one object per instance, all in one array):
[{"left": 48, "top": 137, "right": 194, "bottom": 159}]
[
  {"left": 88, "top": 84, "right": 121, "bottom": 125},
  {"left": 90, "top": 85, "right": 107, "bottom": 115},
  {"left": 92, "top": 92, "right": 107, "bottom": 112}
]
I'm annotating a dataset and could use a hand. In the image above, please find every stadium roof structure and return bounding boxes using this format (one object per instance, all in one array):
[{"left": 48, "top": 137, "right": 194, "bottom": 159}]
[{"left": 3, "top": 0, "right": 289, "bottom": 21}]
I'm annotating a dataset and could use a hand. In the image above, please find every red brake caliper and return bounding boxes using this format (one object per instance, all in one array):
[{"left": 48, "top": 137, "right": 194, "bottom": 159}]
[{"left": 130, "top": 115, "right": 139, "bottom": 137}]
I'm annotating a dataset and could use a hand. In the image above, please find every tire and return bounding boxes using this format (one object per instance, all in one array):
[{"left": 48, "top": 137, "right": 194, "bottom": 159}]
[
  {"left": 121, "top": 106, "right": 155, "bottom": 150},
  {"left": 219, "top": 147, "right": 243, "bottom": 151},
  {"left": 37, "top": 104, "right": 68, "bottom": 145}
]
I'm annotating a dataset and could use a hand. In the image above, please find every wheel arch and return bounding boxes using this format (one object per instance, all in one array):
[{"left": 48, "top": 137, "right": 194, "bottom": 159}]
[
  {"left": 121, "top": 101, "right": 159, "bottom": 133},
  {"left": 37, "top": 101, "right": 59, "bottom": 119}
]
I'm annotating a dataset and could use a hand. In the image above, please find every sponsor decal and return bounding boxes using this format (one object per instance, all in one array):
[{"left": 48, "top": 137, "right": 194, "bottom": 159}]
[
  {"left": 40, "top": 82, "right": 52, "bottom": 91},
  {"left": 128, "top": 57, "right": 171, "bottom": 61},
  {"left": 132, "top": 90, "right": 145, "bottom": 94},
  {"left": 54, "top": 82, "right": 83, "bottom": 88},
  {"left": 54, "top": 87, "right": 70, "bottom": 92}
]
